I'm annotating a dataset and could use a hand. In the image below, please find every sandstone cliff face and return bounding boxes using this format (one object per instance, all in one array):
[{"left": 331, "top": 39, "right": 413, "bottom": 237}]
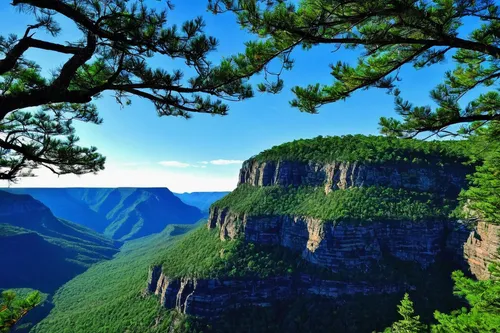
[
  {"left": 208, "top": 207, "right": 467, "bottom": 271},
  {"left": 146, "top": 266, "right": 402, "bottom": 317},
  {"left": 239, "top": 160, "right": 470, "bottom": 195},
  {"left": 464, "top": 221, "right": 500, "bottom": 280}
]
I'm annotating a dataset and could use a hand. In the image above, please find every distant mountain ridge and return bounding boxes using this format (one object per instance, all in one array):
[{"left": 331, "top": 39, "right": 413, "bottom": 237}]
[
  {"left": 0, "top": 190, "right": 119, "bottom": 293},
  {"left": 174, "top": 191, "right": 230, "bottom": 213},
  {"left": 3, "top": 188, "right": 204, "bottom": 241}
]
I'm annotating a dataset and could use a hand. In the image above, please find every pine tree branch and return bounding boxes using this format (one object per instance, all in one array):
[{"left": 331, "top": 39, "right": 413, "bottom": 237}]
[
  {"left": 0, "top": 37, "right": 83, "bottom": 75},
  {"left": 410, "top": 114, "right": 500, "bottom": 137},
  {"left": 51, "top": 32, "right": 97, "bottom": 89},
  {"left": 284, "top": 27, "right": 500, "bottom": 58}
]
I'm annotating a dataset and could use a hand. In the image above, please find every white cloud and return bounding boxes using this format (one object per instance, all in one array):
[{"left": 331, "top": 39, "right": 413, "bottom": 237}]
[
  {"left": 199, "top": 161, "right": 209, "bottom": 164},
  {"left": 158, "top": 161, "right": 191, "bottom": 168},
  {"left": 209, "top": 159, "right": 243, "bottom": 165}
]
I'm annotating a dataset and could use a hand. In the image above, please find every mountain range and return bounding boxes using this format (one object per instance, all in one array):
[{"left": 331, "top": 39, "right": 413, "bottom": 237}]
[
  {"left": 0, "top": 191, "right": 120, "bottom": 293},
  {"left": 173, "top": 191, "right": 230, "bottom": 213},
  {"left": 3, "top": 188, "right": 204, "bottom": 241}
]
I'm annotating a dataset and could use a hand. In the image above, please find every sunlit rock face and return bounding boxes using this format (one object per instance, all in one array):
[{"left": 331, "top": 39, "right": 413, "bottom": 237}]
[
  {"left": 464, "top": 221, "right": 500, "bottom": 280},
  {"left": 238, "top": 159, "right": 470, "bottom": 196}
]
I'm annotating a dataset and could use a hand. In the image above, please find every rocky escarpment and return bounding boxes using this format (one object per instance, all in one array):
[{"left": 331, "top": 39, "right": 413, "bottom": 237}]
[
  {"left": 208, "top": 208, "right": 470, "bottom": 271},
  {"left": 146, "top": 266, "right": 403, "bottom": 318},
  {"left": 464, "top": 221, "right": 500, "bottom": 280},
  {"left": 239, "top": 160, "right": 470, "bottom": 196},
  {"left": 148, "top": 136, "right": 500, "bottom": 322}
]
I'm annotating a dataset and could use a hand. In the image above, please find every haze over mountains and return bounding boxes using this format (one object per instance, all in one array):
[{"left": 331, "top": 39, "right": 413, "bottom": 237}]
[
  {"left": 3, "top": 188, "right": 204, "bottom": 241},
  {"left": 173, "top": 192, "right": 230, "bottom": 213},
  {"left": 0, "top": 191, "right": 119, "bottom": 293}
]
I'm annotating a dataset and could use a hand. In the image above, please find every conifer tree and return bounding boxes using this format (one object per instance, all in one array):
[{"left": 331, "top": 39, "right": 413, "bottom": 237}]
[
  {"left": 381, "top": 293, "right": 427, "bottom": 333},
  {"left": 459, "top": 123, "right": 500, "bottom": 223},
  {"left": 211, "top": 0, "right": 499, "bottom": 139},
  {"left": 0, "top": 0, "right": 281, "bottom": 181},
  {"left": 0, "top": 290, "right": 41, "bottom": 332},
  {"left": 432, "top": 267, "right": 500, "bottom": 332}
]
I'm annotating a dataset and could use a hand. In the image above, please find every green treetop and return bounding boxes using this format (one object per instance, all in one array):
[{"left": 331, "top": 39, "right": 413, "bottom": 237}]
[
  {"left": 211, "top": 0, "right": 499, "bottom": 138},
  {"left": 0, "top": 0, "right": 277, "bottom": 181},
  {"left": 458, "top": 123, "right": 500, "bottom": 223},
  {"left": 381, "top": 293, "right": 427, "bottom": 333},
  {"left": 0, "top": 290, "right": 41, "bottom": 332}
]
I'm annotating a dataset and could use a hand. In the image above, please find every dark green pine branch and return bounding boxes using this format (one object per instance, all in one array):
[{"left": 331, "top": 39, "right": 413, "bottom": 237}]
[
  {"left": 212, "top": 0, "right": 500, "bottom": 138},
  {"left": 0, "top": 0, "right": 288, "bottom": 181}
]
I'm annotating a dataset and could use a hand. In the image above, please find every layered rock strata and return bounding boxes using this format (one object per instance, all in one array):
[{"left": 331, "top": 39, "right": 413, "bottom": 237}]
[
  {"left": 149, "top": 155, "right": 500, "bottom": 319},
  {"left": 208, "top": 208, "right": 469, "bottom": 271},
  {"left": 146, "top": 266, "right": 402, "bottom": 317},
  {"left": 239, "top": 160, "right": 470, "bottom": 196},
  {"left": 464, "top": 221, "right": 500, "bottom": 280}
]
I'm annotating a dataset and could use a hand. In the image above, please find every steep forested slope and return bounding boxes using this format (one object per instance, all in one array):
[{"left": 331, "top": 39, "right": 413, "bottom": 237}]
[
  {"left": 3, "top": 188, "right": 109, "bottom": 232},
  {"left": 32, "top": 224, "right": 198, "bottom": 333}
]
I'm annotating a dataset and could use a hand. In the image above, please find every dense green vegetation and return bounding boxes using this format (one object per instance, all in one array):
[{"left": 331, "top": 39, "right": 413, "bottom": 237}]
[
  {"left": 252, "top": 135, "right": 469, "bottom": 165},
  {"left": 383, "top": 126, "right": 500, "bottom": 331},
  {"left": 0, "top": 290, "right": 41, "bottom": 332},
  {"left": 0, "top": 222, "right": 117, "bottom": 293},
  {"left": 458, "top": 124, "right": 500, "bottom": 224},
  {"left": 35, "top": 220, "right": 466, "bottom": 333},
  {"left": 213, "top": 185, "right": 457, "bottom": 223},
  {"left": 380, "top": 294, "right": 427, "bottom": 333},
  {"left": 32, "top": 224, "right": 203, "bottom": 333}
]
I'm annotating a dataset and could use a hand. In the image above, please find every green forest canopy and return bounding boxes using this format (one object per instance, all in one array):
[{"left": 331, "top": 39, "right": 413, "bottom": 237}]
[
  {"left": 252, "top": 135, "right": 470, "bottom": 165},
  {"left": 213, "top": 185, "right": 458, "bottom": 224}
]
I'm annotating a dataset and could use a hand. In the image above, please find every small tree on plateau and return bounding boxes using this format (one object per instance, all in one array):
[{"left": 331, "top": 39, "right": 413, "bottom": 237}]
[
  {"left": 0, "top": 0, "right": 278, "bottom": 181},
  {"left": 380, "top": 293, "right": 427, "bottom": 333},
  {"left": 210, "top": 0, "right": 500, "bottom": 139}
]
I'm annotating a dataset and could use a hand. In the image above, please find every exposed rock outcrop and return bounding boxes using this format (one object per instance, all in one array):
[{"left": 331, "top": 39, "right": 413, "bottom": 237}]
[
  {"left": 146, "top": 266, "right": 403, "bottom": 317},
  {"left": 464, "top": 221, "right": 500, "bottom": 280},
  {"left": 239, "top": 160, "right": 470, "bottom": 196},
  {"left": 208, "top": 207, "right": 469, "bottom": 271}
]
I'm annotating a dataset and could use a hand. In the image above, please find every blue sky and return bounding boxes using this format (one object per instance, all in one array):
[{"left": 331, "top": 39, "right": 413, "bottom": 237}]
[{"left": 0, "top": 0, "right": 458, "bottom": 192}]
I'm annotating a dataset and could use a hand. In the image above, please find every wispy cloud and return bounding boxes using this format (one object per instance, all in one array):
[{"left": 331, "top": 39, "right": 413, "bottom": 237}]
[
  {"left": 120, "top": 162, "right": 150, "bottom": 167},
  {"left": 158, "top": 159, "right": 243, "bottom": 168},
  {"left": 208, "top": 159, "right": 243, "bottom": 165},
  {"left": 158, "top": 161, "right": 191, "bottom": 168}
]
